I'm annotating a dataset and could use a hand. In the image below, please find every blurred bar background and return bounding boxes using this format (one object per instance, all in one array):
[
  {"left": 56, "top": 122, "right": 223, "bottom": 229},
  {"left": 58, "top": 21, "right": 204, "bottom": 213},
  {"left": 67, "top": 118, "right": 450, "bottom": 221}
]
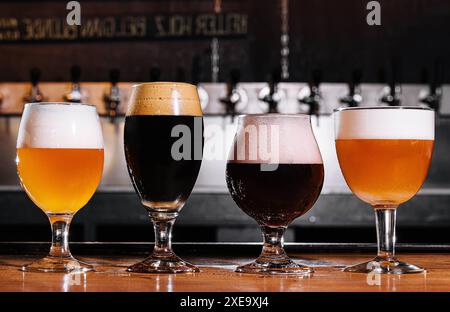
[{"left": 0, "top": 0, "right": 449, "bottom": 243}]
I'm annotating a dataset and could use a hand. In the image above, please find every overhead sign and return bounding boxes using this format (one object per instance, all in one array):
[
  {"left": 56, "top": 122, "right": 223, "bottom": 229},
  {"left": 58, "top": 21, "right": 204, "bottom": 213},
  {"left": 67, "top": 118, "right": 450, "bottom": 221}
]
[{"left": 0, "top": 13, "right": 248, "bottom": 43}]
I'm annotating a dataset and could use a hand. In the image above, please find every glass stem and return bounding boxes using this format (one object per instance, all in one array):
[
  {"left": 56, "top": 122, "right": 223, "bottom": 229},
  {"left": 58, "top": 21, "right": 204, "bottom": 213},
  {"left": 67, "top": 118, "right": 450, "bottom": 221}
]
[
  {"left": 258, "top": 226, "right": 289, "bottom": 262},
  {"left": 48, "top": 214, "right": 73, "bottom": 258},
  {"left": 150, "top": 212, "right": 177, "bottom": 258},
  {"left": 374, "top": 206, "right": 397, "bottom": 261}
]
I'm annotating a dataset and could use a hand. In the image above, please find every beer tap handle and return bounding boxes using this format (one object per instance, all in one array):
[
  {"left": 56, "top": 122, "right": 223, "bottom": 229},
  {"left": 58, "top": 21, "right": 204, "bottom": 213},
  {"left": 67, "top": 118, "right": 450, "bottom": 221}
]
[
  {"left": 432, "top": 58, "right": 444, "bottom": 94},
  {"left": 380, "top": 58, "right": 401, "bottom": 106},
  {"left": 340, "top": 69, "right": 363, "bottom": 107},
  {"left": 70, "top": 65, "right": 81, "bottom": 84},
  {"left": 419, "top": 58, "right": 443, "bottom": 113},
  {"left": 266, "top": 68, "right": 281, "bottom": 113},
  {"left": 310, "top": 69, "right": 322, "bottom": 125},
  {"left": 421, "top": 65, "right": 436, "bottom": 94},
  {"left": 351, "top": 69, "right": 362, "bottom": 95},
  {"left": 311, "top": 69, "right": 322, "bottom": 89},
  {"left": 109, "top": 68, "right": 120, "bottom": 86},
  {"left": 390, "top": 57, "right": 401, "bottom": 97},
  {"left": 270, "top": 68, "right": 281, "bottom": 93},
  {"left": 419, "top": 68, "right": 435, "bottom": 108},
  {"left": 24, "top": 67, "right": 44, "bottom": 103},
  {"left": 63, "top": 65, "right": 83, "bottom": 103},
  {"left": 104, "top": 69, "right": 121, "bottom": 120},
  {"left": 297, "top": 68, "right": 321, "bottom": 125},
  {"left": 220, "top": 69, "right": 242, "bottom": 116},
  {"left": 303, "top": 69, "right": 321, "bottom": 112},
  {"left": 30, "top": 67, "right": 41, "bottom": 87},
  {"left": 230, "top": 68, "right": 241, "bottom": 89}
]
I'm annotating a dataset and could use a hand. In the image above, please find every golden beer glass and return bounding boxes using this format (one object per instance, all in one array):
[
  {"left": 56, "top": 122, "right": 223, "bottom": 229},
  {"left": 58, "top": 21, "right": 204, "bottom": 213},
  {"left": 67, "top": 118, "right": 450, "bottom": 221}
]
[
  {"left": 334, "top": 106, "right": 434, "bottom": 274},
  {"left": 16, "top": 102, "right": 104, "bottom": 272}
]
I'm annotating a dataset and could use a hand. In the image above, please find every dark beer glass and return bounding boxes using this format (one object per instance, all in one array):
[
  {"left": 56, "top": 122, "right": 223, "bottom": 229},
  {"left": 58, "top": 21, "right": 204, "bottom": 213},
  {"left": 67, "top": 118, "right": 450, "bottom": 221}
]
[
  {"left": 226, "top": 114, "right": 324, "bottom": 274},
  {"left": 124, "top": 82, "right": 203, "bottom": 273}
]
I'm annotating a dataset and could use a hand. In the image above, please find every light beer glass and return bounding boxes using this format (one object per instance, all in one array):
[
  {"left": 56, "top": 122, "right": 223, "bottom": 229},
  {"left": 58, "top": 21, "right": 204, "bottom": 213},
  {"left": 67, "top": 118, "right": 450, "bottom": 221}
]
[
  {"left": 17, "top": 102, "right": 104, "bottom": 272},
  {"left": 226, "top": 114, "right": 324, "bottom": 274},
  {"left": 124, "top": 82, "right": 203, "bottom": 273},
  {"left": 335, "top": 106, "right": 434, "bottom": 274}
]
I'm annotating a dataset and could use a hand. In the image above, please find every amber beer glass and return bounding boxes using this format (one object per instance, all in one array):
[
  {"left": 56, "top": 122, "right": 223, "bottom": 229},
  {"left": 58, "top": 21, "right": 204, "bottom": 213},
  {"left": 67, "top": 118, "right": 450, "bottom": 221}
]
[
  {"left": 124, "top": 82, "right": 203, "bottom": 273},
  {"left": 335, "top": 106, "right": 434, "bottom": 274},
  {"left": 16, "top": 102, "right": 104, "bottom": 272},
  {"left": 226, "top": 114, "right": 324, "bottom": 274}
]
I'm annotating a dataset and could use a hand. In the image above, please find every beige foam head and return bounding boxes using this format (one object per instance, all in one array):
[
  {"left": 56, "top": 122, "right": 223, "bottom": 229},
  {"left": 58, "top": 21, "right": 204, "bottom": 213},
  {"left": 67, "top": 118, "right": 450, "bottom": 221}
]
[{"left": 127, "top": 82, "right": 203, "bottom": 116}]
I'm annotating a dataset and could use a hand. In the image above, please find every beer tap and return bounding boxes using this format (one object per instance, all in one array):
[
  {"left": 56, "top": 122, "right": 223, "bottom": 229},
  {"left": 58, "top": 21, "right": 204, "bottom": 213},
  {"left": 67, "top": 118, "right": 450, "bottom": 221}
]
[
  {"left": 64, "top": 65, "right": 83, "bottom": 103},
  {"left": 298, "top": 69, "right": 322, "bottom": 125},
  {"left": 259, "top": 69, "right": 283, "bottom": 114},
  {"left": 419, "top": 59, "right": 443, "bottom": 113},
  {"left": 24, "top": 67, "right": 45, "bottom": 103},
  {"left": 340, "top": 69, "right": 363, "bottom": 107},
  {"left": 103, "top": 69, "right": 121, "bottom": 120},
  {"left": 220, "top": 69, "right": 243, "bottom": 116},
  {"left": 380, "top": 59, "right": 401, "bottom": 106}
]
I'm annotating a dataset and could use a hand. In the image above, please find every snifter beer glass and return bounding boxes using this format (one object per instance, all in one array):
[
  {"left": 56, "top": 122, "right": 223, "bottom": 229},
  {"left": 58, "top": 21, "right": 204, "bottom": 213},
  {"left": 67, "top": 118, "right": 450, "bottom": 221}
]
[
  {"left": 16, "top": 102, "right": 104, "bottom": 272},
  {"left": 226, "top": 114, "right": 324, "bottom": 274},
  {"left": 335, "top": 107, "right": 434, "bottom": 274},
  {"left": 124, "top": 82, "right": 203, "bottom": 273}
]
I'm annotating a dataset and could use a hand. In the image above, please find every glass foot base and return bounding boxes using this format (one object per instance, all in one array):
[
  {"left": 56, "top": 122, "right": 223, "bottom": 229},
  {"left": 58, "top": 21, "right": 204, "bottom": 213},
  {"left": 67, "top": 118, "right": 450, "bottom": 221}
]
[
  {"left": 236, "top": 258, "right": 314, "bottom": 275},
  {"left": 344, "top": 257, "right": 425, "bottom": 274},
  {"left": 21, "top": 256, "right": 94, "bottom": 273},
  {"left": 127, "top": 254, "right": 200, "bottom": 274}
]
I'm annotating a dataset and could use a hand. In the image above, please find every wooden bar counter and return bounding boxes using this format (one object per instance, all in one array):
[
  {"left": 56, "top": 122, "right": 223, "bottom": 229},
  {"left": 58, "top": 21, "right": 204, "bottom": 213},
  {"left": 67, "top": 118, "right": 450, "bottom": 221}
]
[{"left": 1, "top": 243, "right": 450, "bottom": 292}]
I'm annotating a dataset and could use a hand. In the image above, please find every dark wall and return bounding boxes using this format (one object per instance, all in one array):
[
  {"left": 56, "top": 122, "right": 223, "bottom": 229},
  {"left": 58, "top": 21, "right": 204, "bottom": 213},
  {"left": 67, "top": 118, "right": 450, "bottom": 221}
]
[
  {"left": 289, "top": 0, "right": 450, "bottom": 83},
  {"left": 0, "top": 0, "right": 449, "bottom": 83}
]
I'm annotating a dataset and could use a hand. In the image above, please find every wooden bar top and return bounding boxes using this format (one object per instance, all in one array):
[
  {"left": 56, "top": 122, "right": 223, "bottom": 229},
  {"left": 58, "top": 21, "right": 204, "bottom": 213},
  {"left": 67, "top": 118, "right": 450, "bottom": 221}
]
[{"left": 1, "top": 243, "right": 450, "bottom": 292}]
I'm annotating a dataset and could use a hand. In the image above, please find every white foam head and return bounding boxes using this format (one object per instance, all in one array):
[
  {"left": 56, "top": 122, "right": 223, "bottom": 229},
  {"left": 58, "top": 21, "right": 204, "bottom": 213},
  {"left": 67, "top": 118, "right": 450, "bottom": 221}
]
[
  {"left": 229, "top": 114, "right": 323, "bottom": 164},
  {"left": 17, "top": 103, "right": 104, "bottom": 149},
  {"left": 335, "top": 107, "right": 435, "bottom": 140}
]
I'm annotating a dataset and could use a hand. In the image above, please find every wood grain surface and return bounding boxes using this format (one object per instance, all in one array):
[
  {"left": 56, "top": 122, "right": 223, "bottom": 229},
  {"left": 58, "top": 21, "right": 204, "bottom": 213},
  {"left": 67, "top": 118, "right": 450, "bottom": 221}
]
[{"left": 1, "top": 252, "right": 449, "bottom": 292}]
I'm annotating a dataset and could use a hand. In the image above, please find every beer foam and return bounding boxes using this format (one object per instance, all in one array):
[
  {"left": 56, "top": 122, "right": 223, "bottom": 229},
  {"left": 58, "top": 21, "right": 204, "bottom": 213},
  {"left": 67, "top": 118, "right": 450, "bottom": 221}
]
[
  {"left": 335, "top": 107, "right": 435, "bottom": 140},
  {"left": 127, "top": 82, "right": 203, "bottom": 116},
  {"left": 228, "top": 114, "right": 323, "bottom": 164},
  {"left": 17, "top": 103, "right": 104, "bottom": 149}
]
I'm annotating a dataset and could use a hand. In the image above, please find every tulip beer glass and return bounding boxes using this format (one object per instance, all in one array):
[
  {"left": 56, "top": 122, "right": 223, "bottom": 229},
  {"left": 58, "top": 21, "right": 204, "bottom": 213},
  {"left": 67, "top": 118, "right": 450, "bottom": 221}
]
[
  {"left": 226, "top": 114, "right": 324, "bottom": 274},
  {"left": 335, "top": 106, "right": 434, "bottom": 274},
  {"left": 17, "top": 102, "right": 104, "bottom": 272},
  {"left": 124, "top": 82, "right": 203, "bottom": 273}
]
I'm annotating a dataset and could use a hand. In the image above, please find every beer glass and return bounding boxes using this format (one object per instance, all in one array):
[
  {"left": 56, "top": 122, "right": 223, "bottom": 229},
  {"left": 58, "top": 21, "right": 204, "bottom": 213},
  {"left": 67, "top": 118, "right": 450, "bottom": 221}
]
[
  {"left": 226, "top": 114, "right": 324, "bottom": 274},
  {"left": 124, "top": 82, "right": 203, "bottom": 273},
  {"left": 16, "top": 102, "right": 104, "bottom": 272},
  {"left": 335, "top": 106, "right": 434, "bottom": 274}
]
